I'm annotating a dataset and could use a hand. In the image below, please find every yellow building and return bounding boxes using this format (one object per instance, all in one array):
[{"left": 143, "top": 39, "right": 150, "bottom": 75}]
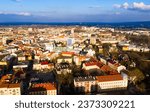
[{"left": 122, "top": 46, "right": 129, "bottom": 51}]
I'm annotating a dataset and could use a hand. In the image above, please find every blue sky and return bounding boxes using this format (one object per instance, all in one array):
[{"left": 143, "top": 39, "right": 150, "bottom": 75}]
[{"left": 0, "top": 0, "right": 150, "bottom": 22}]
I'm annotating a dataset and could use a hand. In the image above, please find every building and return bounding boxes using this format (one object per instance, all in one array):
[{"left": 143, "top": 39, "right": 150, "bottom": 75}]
[
  {"left": 82, "top": 61, "right": 103, "bottom": 70},
  {"left": 0, "top": 84, "right": 9, "bottom": 95},
  {"left": 7, "top": 83, "right": 21, "bottom": 95},
  {"left": 96, "top": 74, "right": 128, "bottom": 91},
  {"left": 18, "top": 56, "right": 26, "bottom": 61},
  {"left": 74, "top": 74, "right": 128, "bottom": 93},
  {"left": 55, "top": 63, "right": 72, "bottom": 75},
  {"left": 61, "top": 52, "right": 74, "bottom": 57},
  {"left": 0, "top": 61, "right": 7, "bottom": 66},
  {"left": 67, "top": 38, "right": 74, "bottom": 46},
  {"left": 2, "top": 37, "right": 7, "bottom": 45},
  {"left": 90, "top": 37, "right": 96, "bottom": 44},
  {"left": 57, "top": 56, "right": 73, "bottom": 64},
  {"left": 73, "top": 55, "right": 90, "bottom": 66},
  {"left": 33, "top": 63, "right": 54, "bottom": 71},
  {"left": 29, "top": 83, "right": 57, "bottom": 95},
  {"left": 0, "top": 83, "right": 21, "bottom": 95},
  {"left": 107, "top": 60, "right": 126, "bottom": 73},
  {"left": 74, "top": 76, "right": 97, "bottom": 93}
]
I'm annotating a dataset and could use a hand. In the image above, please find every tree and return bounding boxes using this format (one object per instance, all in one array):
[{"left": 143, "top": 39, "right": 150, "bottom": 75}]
[
  {"left": 128, "top": 68, "right": 145, "bottom": 84},
  {"left": 102, "top": 43, "right": 111, "bottom": 57},
  {"left": 136, "top": 82, "right": 146, "bottom": 93}
]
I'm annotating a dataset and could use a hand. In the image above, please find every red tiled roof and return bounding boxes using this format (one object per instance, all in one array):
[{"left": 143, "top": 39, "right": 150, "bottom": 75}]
[
  {"left": 8, "top": 83, "right": 20, "bottom": 88},
  {"left": 32, "top": 83, "right": 56, "bottom": 90},
  {"left": 100, "top": 65, "right": 111, "bottom": 72},
  {"left": 96, "top": 75, "right": 123, "bottom": 82},
  {"left": 41, "top": 61, "right": 49, "bottom": 65},
  {"left": 84, "top": 61, "right": 103, "bottom": 67},
  {"left": 0, "top": 84, "right": 9, "bottom": 88},
  {"left": 109, "top": 70, "right": 120, "bottom": 75}
]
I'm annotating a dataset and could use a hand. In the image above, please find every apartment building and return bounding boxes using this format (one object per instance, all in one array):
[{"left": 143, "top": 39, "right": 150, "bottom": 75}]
[{"left": 29, "top": 83, "right": 57, "bottom": 95}]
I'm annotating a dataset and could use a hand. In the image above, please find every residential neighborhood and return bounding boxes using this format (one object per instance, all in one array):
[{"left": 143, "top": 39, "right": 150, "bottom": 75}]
[{"left": 0, "top": 26, "right": 150, "bottom": 95}]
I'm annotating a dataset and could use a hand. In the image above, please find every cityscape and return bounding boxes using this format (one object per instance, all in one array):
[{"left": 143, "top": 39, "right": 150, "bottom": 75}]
[{"left": 0, "top": 0, "right": 150, "bottom": 95}]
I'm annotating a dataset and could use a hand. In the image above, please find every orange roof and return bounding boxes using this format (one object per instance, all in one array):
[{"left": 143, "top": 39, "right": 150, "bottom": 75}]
[
  {"left": 0, "top": 84, "right": 9, "bottom": 88},
  {"left": 32, "top": 83, "right": 56, "bottom": 90},
  {"left": 85, "top": 61, "right": 103, "bottom": 68},
  {"left": 8, "top": 83, "right": 20, "bottom": 88},
  {"left": 62, "top": 52, "right": 74, "bottom": 55},
  {"left": 100, "top": 65, "right": 111, "bottom": 72},
  {"left": 109, "top": 70, "right": 120, "bottom": 75},
  {"left": 47, "top": 52, "right": 55, "bottom": 56},
  {"left": 96, "top": 75, "right": 123, "bottom": 82},
  {"left": 1, "top": 75, "right": 11, "bottom": 81}
]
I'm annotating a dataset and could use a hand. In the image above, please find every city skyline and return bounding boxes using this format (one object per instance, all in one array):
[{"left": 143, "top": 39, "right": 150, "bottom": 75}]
[{"left": 0, "top": 0, "right": 150, "bottom": 22}]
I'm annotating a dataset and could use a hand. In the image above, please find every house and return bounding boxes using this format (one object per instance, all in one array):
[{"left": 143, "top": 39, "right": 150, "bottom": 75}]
[
  {"left": 0, "top": 61, "right": 7, "bottom": 66},
  {"left": 33, "top": 63, "right": 54, "bottom": 71},
  {"left": 100, "top": 57, "right": 107, "bottom": 65},
  {"left": 82, "top": 61, "right": 103, "bottom": 70},
  {"left": 107, "top": 60, "right": 126, "bottom": 73},
  {"left": 29, "top": 83, "right": 57, "bottom": 95},
  {"left": 74, "top": 76, "right": 97, "bottom": 93},
  {"left": 55, "top": 63, "right": 72, "bottom": 75},
  {"left": 73, "top": 55, "right": 90, "bottom": 66},
  {"left": 13, "top": 64, "right": 28, "bottom": 69},
  {"left": 0, "top": 83, "right": 21, "bottom": 95},
  {"left": 7, "top": 83, "right": 21, "bottom": 95},
  {"left": 18, "top": 56, "right": 26, "bottom": 61},
  {"left": 57, "top": 56, "right": 72, "bottom": 64},
  {"left": 61, "top": 52, "right": 74, "bottom": 57},
  {"left": 0, "top": 84, "right": 9, "bottom": 95}
]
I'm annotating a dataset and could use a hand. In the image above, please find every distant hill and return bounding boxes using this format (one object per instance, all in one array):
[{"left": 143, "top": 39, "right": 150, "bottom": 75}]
[{"left": 0, "top": 21, "right": 150, "bottom": 28}]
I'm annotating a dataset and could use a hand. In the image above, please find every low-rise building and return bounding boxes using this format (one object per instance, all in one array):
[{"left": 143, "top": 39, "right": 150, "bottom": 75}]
[
  {"left": 29, "top": 83, "right": 57, "bottom": 95},
  {"left": 0, "top": 83, "right": 21, "bottom": 95},
  {"left": 55, "top": 63, "right": 72, "bottom": 75},
  {"left": 74, "top": 55, "right": 88, "bottom": 66},
  {"left": 96, "top": 74, "right": 128, "bottom": 91},
  {"left": 74, "top": 76, "right": 97, "bottom": 93},
  {"left": 82, "top": 61, "right": 103, "bottom": 70},
  {"left": 57, "top": 56, "right": 72, "bottom": 63}
]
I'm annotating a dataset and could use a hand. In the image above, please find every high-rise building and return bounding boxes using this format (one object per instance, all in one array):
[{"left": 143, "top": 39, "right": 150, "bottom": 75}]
[
  {"left": 67, "top": 38, "right": 74, "bottom": 46},
  {"left": 90, "top": 37, "right": 96, "bottom": 44},
  {"left": 2, "top": 37, "right": 7, "bottom": 45}
]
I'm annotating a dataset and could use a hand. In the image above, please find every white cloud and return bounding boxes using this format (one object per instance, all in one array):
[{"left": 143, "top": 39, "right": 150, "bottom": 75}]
[
  {"left": 114, "top": 2, "right": 150, "bottom": 11},
  {"left": 132, "top": 2, "right": 150, "bottom": 10},
  {"left": 114, "top": 2, "right": 129, "bottom": 9},
  {"left": 0, "top": 11, "right": 31, "bottom": 16},
  {"left": 122, "top": 2, "right": 129, "bottom": 9}
]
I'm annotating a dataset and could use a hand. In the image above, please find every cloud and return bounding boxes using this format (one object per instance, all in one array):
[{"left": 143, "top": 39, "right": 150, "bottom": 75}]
[
  {"left": 0, "top": 11, "right": 31, "bottom": 16},
  {"left": 114, "top": 2, "right": 150, "bottom": 11},
  {"left": 132, "top": 2, "right": 150, "bottom": 10},
  {"left": 114, "top": 2, "right": 129, "bottom": 9}
]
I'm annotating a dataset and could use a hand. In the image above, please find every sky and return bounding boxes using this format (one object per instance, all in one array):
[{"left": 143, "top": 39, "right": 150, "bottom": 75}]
[{"left": 0, "top": 0, "right": 150, "bottom": 22}]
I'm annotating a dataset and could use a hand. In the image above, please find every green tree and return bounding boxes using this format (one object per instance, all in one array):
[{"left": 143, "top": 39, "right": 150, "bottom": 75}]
[
  {"left": 128, "top": 68, "right": 145, "bottom": 84},
  {"left": 102, "top": 43, "right": 111, "bottom": 57}
]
